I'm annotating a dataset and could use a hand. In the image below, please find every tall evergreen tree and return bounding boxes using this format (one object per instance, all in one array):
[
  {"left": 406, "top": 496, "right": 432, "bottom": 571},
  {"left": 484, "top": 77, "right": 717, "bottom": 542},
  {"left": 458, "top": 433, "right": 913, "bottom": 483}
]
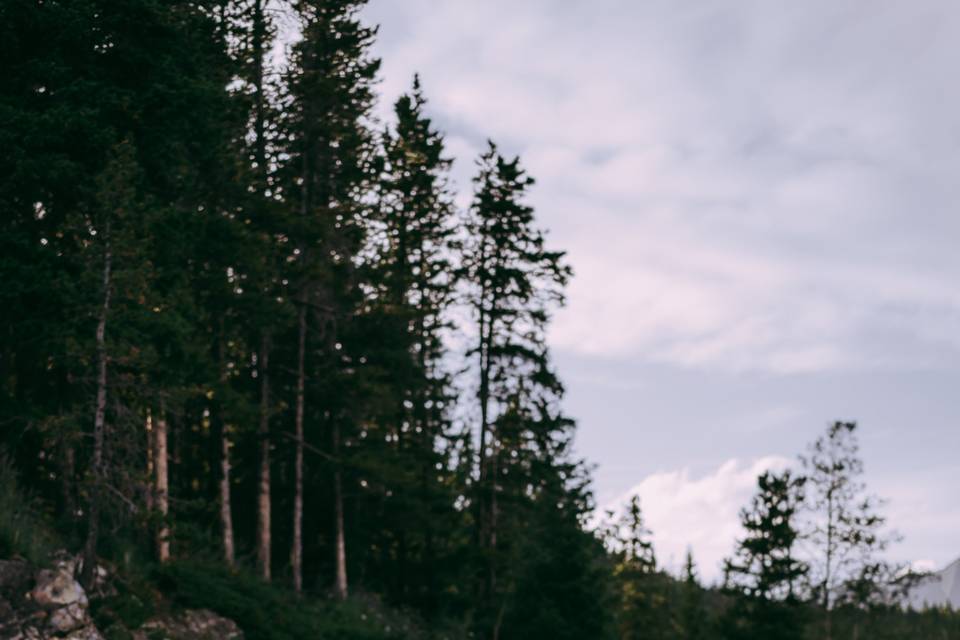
[
  {"left": 722, "top": 470, "right": 808, "bottom": 640},
  {"left": 460, "top": 141, "right": 572, "bottom": 638},
  {"left": 282, "top": 0, "right": 380, "bottom": 598},
  {"left": 357, "top": 75, "right": 461, "bottom": 610}
]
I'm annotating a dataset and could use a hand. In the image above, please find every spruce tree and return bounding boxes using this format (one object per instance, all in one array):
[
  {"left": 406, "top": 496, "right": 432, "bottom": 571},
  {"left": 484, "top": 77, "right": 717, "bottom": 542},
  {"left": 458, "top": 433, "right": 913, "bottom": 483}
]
[
  {"left": 460, "top": 141, "right": 572, "bottom": 637},
  {"left": 607, "top": 495, "right": 677, "bottom": 640},
  {"left": 680, "top": 550, "right": 708, "bottom": 640},
  {"left": 282, "top": 0, "right": 380, "bottom": 598},
  {"left": 722, "top": 470, "right": 808, "bottom": 640},
  {"left": 358, "top": 75, "right": 461, "bottom": 610}
]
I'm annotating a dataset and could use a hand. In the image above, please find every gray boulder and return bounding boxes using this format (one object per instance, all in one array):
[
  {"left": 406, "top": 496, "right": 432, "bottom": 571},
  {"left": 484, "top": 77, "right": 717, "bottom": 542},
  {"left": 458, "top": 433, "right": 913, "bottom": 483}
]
[{"left": 133, "top": 608, "right": 245, "bottom": 640}]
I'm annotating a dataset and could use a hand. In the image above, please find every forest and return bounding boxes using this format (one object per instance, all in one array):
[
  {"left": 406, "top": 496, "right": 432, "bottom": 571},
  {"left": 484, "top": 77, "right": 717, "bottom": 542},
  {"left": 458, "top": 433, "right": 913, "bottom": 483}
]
[{"left": 1, "top": 1, "right": 958, "bottom": 639}]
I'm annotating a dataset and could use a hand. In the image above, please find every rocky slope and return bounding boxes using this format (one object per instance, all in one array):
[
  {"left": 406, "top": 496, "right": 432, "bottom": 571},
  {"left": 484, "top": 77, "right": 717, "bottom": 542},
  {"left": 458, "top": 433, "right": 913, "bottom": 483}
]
[{"left": 0, "top": 553, "right": 242, "bottom": 640}]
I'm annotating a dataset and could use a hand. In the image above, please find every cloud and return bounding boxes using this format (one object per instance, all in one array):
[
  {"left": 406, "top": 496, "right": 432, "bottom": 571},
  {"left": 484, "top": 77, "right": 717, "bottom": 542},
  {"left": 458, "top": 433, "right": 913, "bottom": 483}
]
[
  {"left": 597, "top": 456, "right": 792, "bottom": 583},
  {"left": 365, "top": 0, "right": 960, "bottom": 374}
]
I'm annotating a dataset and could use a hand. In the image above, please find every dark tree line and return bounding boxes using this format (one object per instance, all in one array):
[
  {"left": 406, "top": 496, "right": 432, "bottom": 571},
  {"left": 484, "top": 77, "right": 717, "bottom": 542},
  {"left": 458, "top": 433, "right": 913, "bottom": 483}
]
[
  {"left": 1, "top": 1, "right": 604, "bottom": 638},
  {"left": 1, "top": 2, "right": 957, "bottom": 640}
]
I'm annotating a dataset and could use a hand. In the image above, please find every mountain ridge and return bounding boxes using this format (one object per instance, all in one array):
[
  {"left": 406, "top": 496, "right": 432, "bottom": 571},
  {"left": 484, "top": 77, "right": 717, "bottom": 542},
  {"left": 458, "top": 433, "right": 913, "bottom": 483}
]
[{"left": 907, "top": 557, "right": 960, "bottom": 610}]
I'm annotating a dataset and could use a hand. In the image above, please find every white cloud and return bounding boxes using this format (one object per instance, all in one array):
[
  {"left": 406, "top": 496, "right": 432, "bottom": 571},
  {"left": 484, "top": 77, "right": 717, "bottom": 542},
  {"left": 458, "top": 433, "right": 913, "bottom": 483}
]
[{"left": 597, "top": 456, "right": 792, "bottom": 583}]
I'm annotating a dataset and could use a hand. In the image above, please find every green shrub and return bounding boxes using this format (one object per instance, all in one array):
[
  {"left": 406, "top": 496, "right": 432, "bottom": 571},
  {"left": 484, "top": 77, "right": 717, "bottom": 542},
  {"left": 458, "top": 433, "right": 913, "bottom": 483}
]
[{"left": 153, "top": 560, "right": 425, "bottom": 640}]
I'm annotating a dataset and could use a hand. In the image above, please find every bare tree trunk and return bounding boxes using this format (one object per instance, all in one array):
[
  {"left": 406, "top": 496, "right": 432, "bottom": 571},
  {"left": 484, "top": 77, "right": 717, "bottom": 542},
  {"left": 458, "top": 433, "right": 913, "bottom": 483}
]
[
  {"left": 81, "top": 230, "right": 111, "bottom": 589},
  {"left": 487, "top": 438, "right": 500, "bottom": 609},
  {"left": 333, "top": 419, "right": 348, "bottom": 600},
  {"left": 257, "top": 335, "right": 272, "bottom": 581},
  {"left": 291, "top": 306, "right": 306, "bottom": 594},
  {"left": 155, "top": 404, "right": 170, "bottom": 563},
  {"left": 61, "top": 440, "right": 77, "bottom": 526},
  {"left": 824, "top": 488, "right": 835, "bottom": 640},
  {"left": 475, "top": 297, "right": 491, "bottom": 565},
  {"left": 217, "top": 326, "right": 235, "bottom": 568},
  {"left": 220, "top": 424, "right": 235, "bottom": 568},
  {"left": 475, "top": 279, "right": 499, "bottom": 632},
  {"left": 145, "top": 411, "right": 154, "bottom": 512}
]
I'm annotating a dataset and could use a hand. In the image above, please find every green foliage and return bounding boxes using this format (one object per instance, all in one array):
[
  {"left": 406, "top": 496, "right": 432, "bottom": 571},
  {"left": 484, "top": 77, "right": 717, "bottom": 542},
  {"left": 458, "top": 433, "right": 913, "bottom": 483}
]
[
  {"left": 0, "top": 452, "right": 59, "bottom": 563},
  {"left": 153, "top": 560, "right": 424, "bottom": 640},
  {"left": 603, "top": 497, "right": 680, "bottom": 640},
  {"left": 89, "top": 571, "right": 157, "bottom": 633}
]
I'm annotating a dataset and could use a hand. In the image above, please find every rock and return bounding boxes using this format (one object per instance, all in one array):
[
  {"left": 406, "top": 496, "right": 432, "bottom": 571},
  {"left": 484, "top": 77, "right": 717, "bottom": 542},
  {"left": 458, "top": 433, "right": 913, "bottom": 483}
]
[
  {"left": 134, "top": 609, "right": 244, "bottom": 640},
  {"left": 31, "top": 568, "right": 88, "bottom": 610},
  {"left": 47, "top": 601, "right": 88, "bottom": 633},
  {"left": 0, "top": 551, "right": 105, "bottom": 640},
  {"left": 1, "top": 553, "right": 241, "bottom": 640},
  {"left": 0, "top": 595, "right": 14, "bottom": 620},
  {"left": 62, "top": 627, "right": 106, "bottom": 640}
]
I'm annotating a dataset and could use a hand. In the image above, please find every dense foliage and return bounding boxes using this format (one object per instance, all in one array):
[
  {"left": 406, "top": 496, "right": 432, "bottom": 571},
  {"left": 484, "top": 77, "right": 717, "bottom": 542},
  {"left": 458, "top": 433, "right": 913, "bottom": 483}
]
[{"left": 0, "top": 2, "right": 956, "bottom": 639}]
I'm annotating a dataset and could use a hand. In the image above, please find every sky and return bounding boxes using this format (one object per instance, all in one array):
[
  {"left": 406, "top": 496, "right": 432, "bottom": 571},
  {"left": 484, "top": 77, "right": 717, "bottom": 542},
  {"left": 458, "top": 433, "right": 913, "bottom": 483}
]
[{"left": 360, "top": 0, "right": 960, "bottom": 582}]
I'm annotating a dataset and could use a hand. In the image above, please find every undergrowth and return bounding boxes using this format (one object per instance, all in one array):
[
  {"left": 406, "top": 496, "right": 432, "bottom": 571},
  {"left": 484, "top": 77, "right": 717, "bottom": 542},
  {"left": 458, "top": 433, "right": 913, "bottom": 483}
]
[{"left": 0, "top": 452, "right": 59, "bottom": 563}]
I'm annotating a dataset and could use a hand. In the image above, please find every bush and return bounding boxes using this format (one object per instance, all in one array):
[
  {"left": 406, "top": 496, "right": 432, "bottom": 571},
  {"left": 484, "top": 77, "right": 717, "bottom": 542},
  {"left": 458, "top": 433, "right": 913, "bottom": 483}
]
[{"left": 153, "top": 560, "right": 426, "bottom": 640}]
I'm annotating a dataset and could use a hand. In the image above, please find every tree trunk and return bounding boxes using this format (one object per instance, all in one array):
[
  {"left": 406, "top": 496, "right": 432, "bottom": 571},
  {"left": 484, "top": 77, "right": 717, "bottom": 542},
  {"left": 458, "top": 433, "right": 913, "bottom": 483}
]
[
  {"left": 220, "top": 423, "right": 235, "bottom": 568},
  {"left": 824, "top": 487, "right": 835, "bottom": 640},
  {"left": 475, "top": 296, "right": 490, "bottom": 561},
  {"left": 256, "top": 334, "right": 272, "bottom": 581},
  {"left": 333, "top": 419, "right": 348, "bottom": 600},
  {"left": 252, "top": 0, "right": 267, "bottom": 194},
  {"left": 81, "top": 230, "right": 111, "bottom": 589},
  {"left": 217, "top": 325, "right": 235, "bottom": 568},
  {"left": 60, "top": 440, "right": 77, "bottom": 529},
  {"left": 291, "top": 306, "right": 306, "bottom": 594},
  {"left": 145, "top": 411, "right": 154, "bottom": 512},
  {"left": 155, "top": 405, "right": 170, "bottom": 563},
  {"left": 487, "top": 438, "right": 500, "bottom": 610}
]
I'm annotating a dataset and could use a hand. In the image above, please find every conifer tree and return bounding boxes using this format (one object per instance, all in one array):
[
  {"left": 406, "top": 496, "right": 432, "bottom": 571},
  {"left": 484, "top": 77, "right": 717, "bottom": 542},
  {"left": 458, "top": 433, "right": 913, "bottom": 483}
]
[
  {"left": 354, "top": 75, "right": 461, "bottom": 608},
  {"left": 283, "top": 0, "right": 380, "bottom": 598},
  {"left": 460, "top": 141, "right": 571, "bottom": 635},
  {"left": 607, "top": 495, "right": 678, "bottom": 640},
  {"left": 722, "top": 470, "right": 808, "bottom": 640},
  {"left": 680, "top": 550, "right": 708, "bottom": 640}
]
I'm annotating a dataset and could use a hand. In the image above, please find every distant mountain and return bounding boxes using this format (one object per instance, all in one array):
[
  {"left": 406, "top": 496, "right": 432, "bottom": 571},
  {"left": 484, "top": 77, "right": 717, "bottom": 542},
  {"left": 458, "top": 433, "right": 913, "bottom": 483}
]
[{"left": 907, "top": 558, "right": 960, "bottom": 610}]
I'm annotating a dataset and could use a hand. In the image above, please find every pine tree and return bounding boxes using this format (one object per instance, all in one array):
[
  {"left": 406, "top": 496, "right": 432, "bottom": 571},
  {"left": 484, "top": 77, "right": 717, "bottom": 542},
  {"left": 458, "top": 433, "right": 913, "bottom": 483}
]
[
  {"left": 680, "top": 550, "right": 708, "bottom": 640},
  {"left": 353, "top": 74, "right": 461, "bottom": 610},
  {"left": 283, "top": 0, "right": 380, "bottom": 599},
  {"left": 460, "top": 141, "right": 571, "bottom": 637},
  {"left": 722, "top": 470, "right": 808, "bottom": 640},
  {"left": 607, "top": 495, "right": 678, "bottom": 640}
]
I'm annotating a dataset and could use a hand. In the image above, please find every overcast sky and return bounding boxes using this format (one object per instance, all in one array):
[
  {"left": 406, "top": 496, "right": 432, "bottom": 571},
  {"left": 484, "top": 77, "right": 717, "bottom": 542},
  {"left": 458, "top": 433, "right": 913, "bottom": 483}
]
[{"left": 361, "top": 0, "right": 960, "bottom": 581}]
